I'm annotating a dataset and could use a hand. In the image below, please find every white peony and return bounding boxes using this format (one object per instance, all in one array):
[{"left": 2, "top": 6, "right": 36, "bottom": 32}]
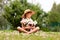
[{"left": 33, "top": 20, "right": 37, "bottom": 25}]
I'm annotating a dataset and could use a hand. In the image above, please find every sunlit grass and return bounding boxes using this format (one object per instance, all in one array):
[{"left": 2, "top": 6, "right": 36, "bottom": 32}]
[{"left": 0, "top": 30, "right": 60, "bottom": 40}]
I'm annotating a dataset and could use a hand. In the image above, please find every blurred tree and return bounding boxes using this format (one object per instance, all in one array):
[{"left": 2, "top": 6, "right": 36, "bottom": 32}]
[
  {"left": 48, "top": 2, "right": 60, "bottom": 23},
  {"left": 0, "top": 0, "right": 13, "bottom": 30},
  {"left": 47, "top": 2, "right": 60, "bottom": 31}
]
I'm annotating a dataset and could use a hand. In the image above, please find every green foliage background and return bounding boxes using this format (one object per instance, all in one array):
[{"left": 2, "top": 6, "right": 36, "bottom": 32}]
[
  {"left": 46, "top": 2, "right": 60, "bottom": 31},
  {"left": 3, "top": 0, "right": 43, "bottom": 29}
]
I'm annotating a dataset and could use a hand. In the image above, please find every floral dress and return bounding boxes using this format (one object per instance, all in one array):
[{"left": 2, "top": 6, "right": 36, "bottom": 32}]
[{"left": 20, "top": 18, "right": 37, "bottom": 27}]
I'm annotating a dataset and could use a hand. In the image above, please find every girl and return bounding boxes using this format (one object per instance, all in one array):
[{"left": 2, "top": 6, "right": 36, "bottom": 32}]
[{"left": 17, "top": 9, "right": 40, "bottom": 34}]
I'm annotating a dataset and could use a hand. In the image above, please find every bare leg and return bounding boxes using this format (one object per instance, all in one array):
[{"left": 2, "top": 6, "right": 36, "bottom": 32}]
[
  {"left": 27, "top": 27, "right": 40, "bottom": 34},
  {"left": 25, "top": 27, "right": 35, "bottom": 29},
  {"left": 17, "top": 27, "right": 28, "bottom": 33}
]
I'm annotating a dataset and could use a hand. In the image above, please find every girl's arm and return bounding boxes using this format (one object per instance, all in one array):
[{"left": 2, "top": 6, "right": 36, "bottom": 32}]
[
  {"left": 21, "top": 23, "right": 24, "bottom": 28},
  {"left": 20, "top": 18, "right": 26, "bottom": 28}
]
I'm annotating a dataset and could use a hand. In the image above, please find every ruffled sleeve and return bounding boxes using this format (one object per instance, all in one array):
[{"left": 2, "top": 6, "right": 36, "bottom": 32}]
[{"left": 20, "top": 18, "right": 26, "bottom": 23}]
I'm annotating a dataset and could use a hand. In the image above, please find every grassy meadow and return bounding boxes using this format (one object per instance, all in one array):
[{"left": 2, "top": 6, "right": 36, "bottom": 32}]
[{"left": 0, "top": 30, "right": 60, "bottom": 40}]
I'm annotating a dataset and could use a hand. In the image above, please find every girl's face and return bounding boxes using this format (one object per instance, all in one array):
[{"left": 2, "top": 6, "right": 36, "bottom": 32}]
[{"left": 26, "top": 13, "right": 32, "bottom": 18}]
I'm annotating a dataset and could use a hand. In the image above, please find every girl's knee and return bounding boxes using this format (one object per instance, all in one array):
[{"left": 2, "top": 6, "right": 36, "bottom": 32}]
[
  {"left": 36, "top": 27, "right": 40, "bottom": 30},
  {"left": 17, "top": 26, "right": 21, "bottom": 29}
]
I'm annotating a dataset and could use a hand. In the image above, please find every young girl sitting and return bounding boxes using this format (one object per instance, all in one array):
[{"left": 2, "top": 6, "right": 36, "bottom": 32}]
[{"left": 17, "top": 9, "right": 40, "bottom": 34}]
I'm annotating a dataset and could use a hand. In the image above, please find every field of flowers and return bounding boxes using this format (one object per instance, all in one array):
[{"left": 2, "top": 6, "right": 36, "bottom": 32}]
[{"left": 0, "top": 30, "right": 60, "bottom": 40}]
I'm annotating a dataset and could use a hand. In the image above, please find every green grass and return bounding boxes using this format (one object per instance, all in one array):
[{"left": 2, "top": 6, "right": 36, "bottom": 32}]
[{"left": 0, "top": 30, "right": 60, "bottom": 40}]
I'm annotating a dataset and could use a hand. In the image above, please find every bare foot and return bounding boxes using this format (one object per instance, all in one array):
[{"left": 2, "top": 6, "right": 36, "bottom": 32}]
[{"left": 26, "top": 32, "right": 31, "bottom": 34}]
